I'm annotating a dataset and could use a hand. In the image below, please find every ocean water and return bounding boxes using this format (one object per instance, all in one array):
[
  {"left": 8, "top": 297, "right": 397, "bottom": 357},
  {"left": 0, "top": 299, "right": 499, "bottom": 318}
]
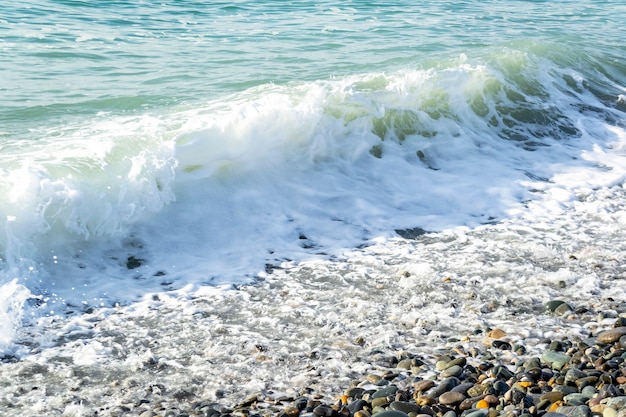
[{"left": 1, "top": 1, "right": 626, "bottom": 413}]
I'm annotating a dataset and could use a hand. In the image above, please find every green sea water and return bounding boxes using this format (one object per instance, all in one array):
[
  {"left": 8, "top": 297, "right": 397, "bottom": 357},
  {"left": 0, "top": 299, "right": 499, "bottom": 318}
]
[{"left": 1, "top": 0, "right": 624, "bottom": 138}]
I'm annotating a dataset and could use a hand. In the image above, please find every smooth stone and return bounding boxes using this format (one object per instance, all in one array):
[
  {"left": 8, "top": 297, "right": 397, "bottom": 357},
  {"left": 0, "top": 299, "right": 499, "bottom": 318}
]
[
  {"left": 597, "top": 327, "right": 626, "bottom": 344},
  {"left": 413, "top": 379, "right": 435, "bottom": 392},
  {"left": 564, "top": 368, "right": 586, "bottom": 384},
  {"left": 564, "top": 393, "right": 593, "bottom": 405},
  {"left": 493, "top": 380, "right": 510, "bottom": 396},
  {"left": 542, "top": 351, "right": 571, "bottom": 370},
  {"left": 441, "top": 365, "right": 463, "bottom": 378},
  {"left": 389, "top": 401, "right": 421, "bottom": 414},
  {"left": 605, "top": 396, "right": 626, "bottom": 409},
  {"left": 555, "top": 302, "right": 574, "bottom": 315},
  {"left": 372, "top": 397, "right": 390, "bottom": 408},
  {"left": 372, "top": 411, "right": 409, "bottom": 417},
  {"left": 552, "top": 385, "right": 578, "bottom": 396},
  {"left": 542, "top": 414, "right": 569, "bottom": 417},
  {"left": 556, "top": 405, "right": 591, "bottom": 417},
  {"left": 348, "top": 399, "right": 368, "bottom": 413},
  {"left": 541, "top": 391, "right": 565, "bottom": 402},
  {"left": 466, "top": 384, "right": 488, "bottom": 397},
  {"left": 492, "top": 365, "right": 514, "bottom": 380},
  {"left": 451, "top": 382, "right": 474, "bottom": 395},
  {"left": 439, "top": 391, "right": 466, "bottom": 406},
  {"left": 313, "top": 405, "right": 335, "bottom": 417},
  {"left": 597, "top": 407, "right": 617, "bottom": 417},
  {"left": 446, "top": 357, "right": 467, "bottom": 369},
  {"left": 372, "top": 385, "right": 398, "bottom": 399},
  {"left": 427, "top": 377, "right": 460, "bottom": 398},
  {"left": 397, "top": 358, "right": 413, "bottom": 370},
  {"left": 488, "top": 328, "right": 507, "bottom": 339},
  {"left": 442, "top": 412, "right": 457, "bottom": 417},
  {"left": 545, "top": 300, "right": 567, "bottom": 312},
  {"left": 347, "top": 387, "right": 366, "bottom": 399},
  {"left": 464, "top": 411, "right": 488, "bottom": 417}
]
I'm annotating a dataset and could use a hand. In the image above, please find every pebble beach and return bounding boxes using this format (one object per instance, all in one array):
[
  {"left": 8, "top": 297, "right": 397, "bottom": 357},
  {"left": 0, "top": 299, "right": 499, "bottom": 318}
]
[{"left": 2, "top": 183, "right": 626, "bottom": 417}]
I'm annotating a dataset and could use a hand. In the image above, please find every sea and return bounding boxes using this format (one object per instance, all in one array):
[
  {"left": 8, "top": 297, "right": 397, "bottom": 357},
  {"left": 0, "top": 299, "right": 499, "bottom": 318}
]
[{"left": 1, "top": 0, "right": 626, "bottom": 414}]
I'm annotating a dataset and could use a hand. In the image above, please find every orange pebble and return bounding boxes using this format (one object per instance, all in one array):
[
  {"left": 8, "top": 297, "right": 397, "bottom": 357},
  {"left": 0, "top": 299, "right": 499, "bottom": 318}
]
[
  {"left": 476, "top": 399, "right": 489, "bottom": 409},
  {"left": 548, "top": 401, "right": 562, "bottom": 412}
]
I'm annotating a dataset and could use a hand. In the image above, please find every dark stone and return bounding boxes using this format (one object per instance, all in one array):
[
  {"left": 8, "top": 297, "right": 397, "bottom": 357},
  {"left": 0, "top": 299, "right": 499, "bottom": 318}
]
[
  {"left": 395, "top": 227, "right": 430, "bottom": 239},
  {"left": 389, "top": 401, "right": 421, "bottom": 414},
  {"left": 347, "top": 399, "right": 367, "bottom": 414},
  {"left": 313, "top": 404, "right": 335, "bottom": 417},
  {"left": 127, "top": 256, "right": 143, "bottom": 269}
]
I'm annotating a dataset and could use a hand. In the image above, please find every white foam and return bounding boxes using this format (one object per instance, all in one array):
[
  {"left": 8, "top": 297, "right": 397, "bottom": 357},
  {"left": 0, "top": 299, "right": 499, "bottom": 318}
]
[
  {"left": 0, "top": 279, "right": 32, "bottom": 353},
  {"left": 1, "top": 56, "right": 625, "bottom": 353}
]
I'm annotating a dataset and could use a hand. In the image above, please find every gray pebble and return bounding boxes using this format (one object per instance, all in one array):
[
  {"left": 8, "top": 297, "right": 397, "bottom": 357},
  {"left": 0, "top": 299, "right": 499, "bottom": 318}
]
[
  {"left": 389, "top": 401, "right": 420, "bottom": 414},
  {"left": 440, "top": 365, "right": 463, "bottom": 378},
  {"left": 372, "top": 384, "right": 398, "bottom": 399},
  {"left": 372, "top": 411, "right": 409, "bottom": 417},
  {"left": 556, "top": 405, "right": 591, "bottom": 417}
]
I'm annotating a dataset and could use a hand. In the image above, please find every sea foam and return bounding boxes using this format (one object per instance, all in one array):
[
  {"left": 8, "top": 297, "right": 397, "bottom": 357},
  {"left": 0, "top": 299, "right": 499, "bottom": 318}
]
[{"left": 1, "top": 49, "right": 625, "bottom": 353}]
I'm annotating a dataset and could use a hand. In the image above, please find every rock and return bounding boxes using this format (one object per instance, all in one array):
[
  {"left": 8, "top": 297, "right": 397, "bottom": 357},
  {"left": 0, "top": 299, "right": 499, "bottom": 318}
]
[
  {"left": 371, "top": 411, "right": 410, "bottom": 417},
  {"left": 464, "top": 410, "right": 489, "bottom": 417},
  {"left": 563, "top": 393, "right": 593, "bottom": 405},
  {"left": 466, "top": 383, "right": 488, "bottom": 397},
  {"left": 372, "top": 385, "right": 398, "bottom": 399},
  {"left": 488, "top": 328, "right": 507, "bottom": 339},
  {"left": 412, "top": 379, "right": 435, "bottom": 392},
  {"left": 540, "top": 391, "right": 564, "bottom": 403},
  {"left": 541, "top": 351, "right": 571, "bottom": 369},
  {"left": 427, "top": 377, "right": 460, "bottom": 398},
  {"left": 605, "top": 396, "right": 626, "bottom": 410},
  {"left": 545, "top": 300, "right": 567, "bottom": 312},
  {"left": 438, "top": 391, "right": 466, "bottom": 406},
  {"left": 441, "top": 365, "right": 463, "bottom": 378},
  {"left": 396, "top": 358, "right": 413, "bottom": 370},
  {"left": 492, "top": 380, "right": 510, "bottom": 396},
  {"left": 450, "top": 382, "right": 474, "bottom": 395},
  {"left": 347, "top": 399, "right": 368, "bottom": 413},
  {"left": 371, "top": 396, "right": 390, "bottom": 408},
  {"left": 597, "top": 327, "right": 626, "bottom": 344},
  {"left": 313, "top": 404, "right": 335, "bottom": 417},
  {"left": 389, "top": 401, "right": 421, "bottom": 414},
  {"left": 555, "top": 302, "right": 574, "bottom": 315},
  {"left": 556, "top": 405, "right": 591, "bottom": 417}
]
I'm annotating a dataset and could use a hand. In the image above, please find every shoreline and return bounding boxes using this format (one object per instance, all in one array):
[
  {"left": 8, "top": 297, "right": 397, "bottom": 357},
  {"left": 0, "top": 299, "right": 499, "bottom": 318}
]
[{"left": 2, "top": 185, "right": 626, "bottom": 416}]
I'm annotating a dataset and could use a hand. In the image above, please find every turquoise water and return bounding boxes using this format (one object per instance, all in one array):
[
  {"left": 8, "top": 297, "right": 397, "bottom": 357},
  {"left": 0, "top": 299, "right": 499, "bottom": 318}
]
[
  {"left": 2, "top": 0, "right": 624, "bottom": 135},
  {"left": 1, "top": 0, "right": 626, "bottom": 351}
]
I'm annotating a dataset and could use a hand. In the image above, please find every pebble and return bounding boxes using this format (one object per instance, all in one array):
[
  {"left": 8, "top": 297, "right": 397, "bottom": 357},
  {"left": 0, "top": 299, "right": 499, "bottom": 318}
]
[
  {"left": 412, "top": 379, "right": 435, "bottom": 392},
  {"left": 596, "top": 327, "right": 626, "bottom": 344},
  {"left": 438, "top": 391, "right": 466, "bottom": 406},
  {"left": 372, "top": 411, "right": 409, "bottom": 417},
  {"left": 604, "top": 396, "right": 626, "bottom": 409},
  {"left": 389, "top": 401, "right": 420, "bottom": 414},
  {"left": 440, "top": 364, "right": 463, "bottom": 378},
  {"left": 542, "top": 351, "right": 572, "bottom": 369},
  {"left": 75, "top": 303, "right": 626, "bottom": 417},
  {"left": 556, "top": 405, "right": 591, "bottom": 417}
]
